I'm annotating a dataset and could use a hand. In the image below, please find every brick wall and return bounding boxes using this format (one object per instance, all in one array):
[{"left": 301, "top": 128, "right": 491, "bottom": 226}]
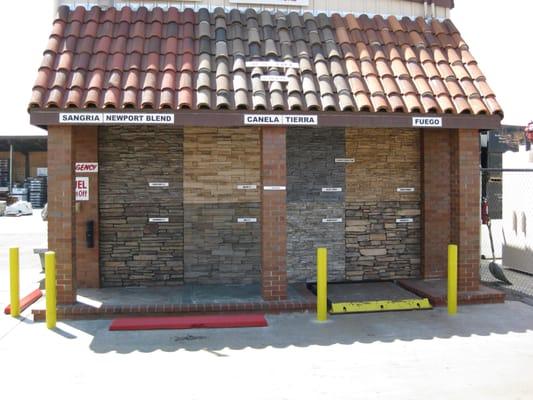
[
  {"left": 345, "top": 128, "right": 421, "bottom": 280},
  {"left": 0, "top": 151, "right": 26, "bottom": 183},
  {"left": 422, "top": 130, "right": 452, "bottom": 278},
  {"left": 261, "top": 127, "right": 288, "bottom": 300},
  {"left": 29, "top": 152, "right": 47, "bottom": 177},
  {"left": 48, "top": 126, "right": 76, "bottom": 304},
  {"left": 183, "top": 127, "right": 261, "bottom": 284},
  {"left": 451, "top": 129, "right": 481, "bottom": 291},
  {"left": 74, "top": 127, "right": 99, "bottom": 288},
  {"left": 286, "top": 128, "right": 346, "bottom": 282},
  {"left": 99, "top": 126, "right": 184, "bottom": 287}
]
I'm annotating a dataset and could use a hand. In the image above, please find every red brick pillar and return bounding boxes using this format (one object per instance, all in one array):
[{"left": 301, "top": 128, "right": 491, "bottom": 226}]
[
  {"left": 450, "top": 129, "right": 481, "bottom": 292},
  {"left": 48, "top": 125, "right": 77, "bottom": 304},
  {"left": 421, "top": 129, "right": 452, "bottom": 278},
  {"left": 74, "top": 127, "right": 99, "bottom": 288},
  {"left": 260, "top": 127, "right": 288, "bottom": 301}
]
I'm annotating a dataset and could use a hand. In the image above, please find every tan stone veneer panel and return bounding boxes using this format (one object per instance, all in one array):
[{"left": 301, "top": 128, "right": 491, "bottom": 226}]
[
  {"left": 184, "top": 127, "right": 261, "bottom": 204},
  {"left": 345, "top": 128, "right": 421, "bottom": 202}
]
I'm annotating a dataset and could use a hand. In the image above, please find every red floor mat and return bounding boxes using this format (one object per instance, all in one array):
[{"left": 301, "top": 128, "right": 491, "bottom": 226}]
[
  {"left": 4, "top": 289, "right": 43, "bottom": 314},
  {"left": 109, "top": 313, "right": 268, "bottom": 331}
]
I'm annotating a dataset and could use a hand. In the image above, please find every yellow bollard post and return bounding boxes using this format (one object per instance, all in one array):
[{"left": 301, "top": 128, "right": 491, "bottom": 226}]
[
  {"left": 45, "top": 251, "right": 57, "bottom": 329},
  {"left": 448, "top": 244, "right": 458, "bottom": 315},
  {"left": 317, "top": 247, "right": 328, "bottom": 321},
  {"left": 9, "top": 248, "right": 20, "bottom": 317}
]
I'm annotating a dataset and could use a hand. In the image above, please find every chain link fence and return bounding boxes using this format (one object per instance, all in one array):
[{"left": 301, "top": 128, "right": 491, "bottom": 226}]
[{"left": 481, "top": 168, "right": 533, "bottom": 305}]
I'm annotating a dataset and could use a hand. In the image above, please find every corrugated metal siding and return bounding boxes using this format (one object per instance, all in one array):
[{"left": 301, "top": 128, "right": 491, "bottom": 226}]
[{"left": 58, "top": 0, "right": 450, "bottom": 18}]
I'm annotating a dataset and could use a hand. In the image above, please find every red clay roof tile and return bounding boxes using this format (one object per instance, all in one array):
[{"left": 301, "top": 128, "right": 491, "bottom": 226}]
[{"left": 29, "top": 6, "right": 502, "bottom": 117}]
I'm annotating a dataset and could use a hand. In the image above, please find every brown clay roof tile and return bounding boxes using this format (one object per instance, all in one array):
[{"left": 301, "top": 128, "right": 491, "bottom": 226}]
[{"left": 29, "top": 6, "right": 502, "bottom": 117}]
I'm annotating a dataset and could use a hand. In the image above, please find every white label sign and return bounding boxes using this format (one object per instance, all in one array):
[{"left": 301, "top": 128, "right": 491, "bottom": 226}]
[
  {"left": 237, "top": 184, "right": 258, "bottom": 190},
  {"left": 231, "top": 0, "right": 309, "bottom": 5},
  {"left": 149, "top": 217, "right": 169, "bottom": 223},
  {"left": 75, "top": 177, "right": 89, "bottom": 201},
  {"left": 244, "top": 114, "right": 317, "bottom": 126},
  {"left": 149, "top": 182, "right": 169, "bottom": 188},
  {"left": 237, "top": 218, "right": 257, "bottom": 223},
  {"left": 335, "top": 158, "right": 355, "bottom": 163},
  {"left": 60, "top": 113, "right": 174, "bottom": 125},
  {"left": 260, "top": 75, "right": 290, "bottom": 83},
  {"left": 246, "top": 61, "right": 299, "bottom": 69},
  {"left": 322, "top": 187, "right": 343, "bottom": 192},
  {"left": 397, "top": 187, "right": 415, "bottom": 193},
  {"left": 75, "top": 162, "right": 98, "bottom": 173},
  {"left": 412, "top": 117, "right": 442, "bottom": 128},
  {"left": 396, "top": 218, "right": 414, "bottom": 223},
  {"left": 322, "top": 218, "right": 343, "bottom": 223},
  {"left": 264, "top": 186, "right": 286, "bottom": 191}
]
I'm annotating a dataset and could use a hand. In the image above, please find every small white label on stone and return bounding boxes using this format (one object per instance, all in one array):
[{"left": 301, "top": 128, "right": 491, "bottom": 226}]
[
  {"left": 397, "top": 187, "right": 415, "bottom": 193},
  {"left": 237, "top": 184, "right": 257, "bottom": 190},
  {"left": 264, "top": 186, "right": 286, "bottom": 191},
  {"left": 412, "top": 117, "right": 442, "bottom": 128},
  {"left": 396, "top": 218, "right": 414, "bottom": 223},
  {"left": 321, "top": 187, "right": 343, "bottom": 192},
  {"left": 238, "top": 218, "right": 257, "bottom": 223},
  {"left": 322, "top": 218, "right": 343, "bottom": 223},
  {"left": 245, "top": 60, "right": 300, "bottom": 69},
  {"left": 149, "top": 217, "right": 169, "bottom": 223},
  {"left": 260, "top": 75, "right": 290, "bottom": 83},
  {"left": 149, "top": 182, "right": 169, "bottom": 188},
  {"left": 335, "top": 158, "right": 355, "bottom": 163}
]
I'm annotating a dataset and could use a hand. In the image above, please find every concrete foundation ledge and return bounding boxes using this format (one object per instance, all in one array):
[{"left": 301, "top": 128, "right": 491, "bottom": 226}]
[{"left": 398, "top": 279, "right": 505, "bottom": 306}]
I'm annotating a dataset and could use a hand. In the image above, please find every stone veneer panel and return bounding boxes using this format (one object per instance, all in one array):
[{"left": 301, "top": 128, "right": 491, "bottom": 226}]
[
  {"left": 287, "top": 127, "right": 346, "bottom": 202},
  {"left": 346, "top": 128, "right": 421, "bottom": 202},
  {"left": 344, "top": 129, "right": 421, "bottom": 281},
  {"left": 184, "top": 127, "right": 260, "bottom": 204},
  {"left": 184, "top": 203, "right": 260, "bottom": 284},
  {"left": 286, "top": 128, "right": 345, "bottom": 282},
  {"left": 287, "top": 202, "right": 345, "bottom": 282},
  {"left": 345, "top": 202, "right": 421, "bottom": 280},
  {"left": 99, "top": 126, "right": 184, "bottom": 287}
]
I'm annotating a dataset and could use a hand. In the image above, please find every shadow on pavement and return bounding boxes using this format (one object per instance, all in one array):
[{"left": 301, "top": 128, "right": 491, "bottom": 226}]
[{"left": 51, "top": 301, "right": 533, "bottom": 354}]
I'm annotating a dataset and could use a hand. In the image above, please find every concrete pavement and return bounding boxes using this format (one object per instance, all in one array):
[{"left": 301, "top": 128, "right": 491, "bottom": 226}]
[{"left": 0, "top": 302, "right": 532, "bottom": 400}]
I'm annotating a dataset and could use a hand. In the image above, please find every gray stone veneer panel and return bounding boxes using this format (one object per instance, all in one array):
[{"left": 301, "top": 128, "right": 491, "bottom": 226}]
[
  {"left": 287, "top": 202, "right": 345, "bottom": 282},
  {"left": 345, "top": 201, "right": 421, "bottom": 281},
  {"left": 99, "top": 126, "right": 184, "bottom": 287},
  {"left": 184, "top": 203, "right": 261, "bottom": 284},
  {"left": 287, "top": 128, "right": 346, "bottom": 203}
]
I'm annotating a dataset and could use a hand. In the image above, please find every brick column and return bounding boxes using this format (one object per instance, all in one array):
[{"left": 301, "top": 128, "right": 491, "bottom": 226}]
[
  {"left": 48, "top": 125, "right": 76, "bottom": 304},
  {"left": 74, "top": 127, "right": 99, "bottom": 288},
  {"left": 421, "top": 129, "right": 452, "bottom": 278},
  {"left": 450, "top": 129, "right": 481, "bottom": 292},
  {"left": 260, "top": 127, "right": 288, "bottom": 301}
]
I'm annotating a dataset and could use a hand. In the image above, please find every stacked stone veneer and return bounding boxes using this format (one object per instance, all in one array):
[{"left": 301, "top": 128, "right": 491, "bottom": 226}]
[
  {"left": 287, "top": 128, "right": 346, "bottom": 282},
  {"left": 183, "top": 128, "right": 261, "bottom": 284},
  {"left": 99, "top": 126, "right": 184, "bottom": 287},
  {"left": 345, "top": 129, "right": 421, "bottom": 281}
]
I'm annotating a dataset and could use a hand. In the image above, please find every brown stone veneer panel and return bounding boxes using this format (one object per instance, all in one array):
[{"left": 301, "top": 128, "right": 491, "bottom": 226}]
[
  {"left": 99, "top": 126, "right": 184, "bottom": 287},
  {"left": 345, "top": 129, "right": 421, "bottom": 202},
  {"left": 184, "top": 127, "right": 260, "bottom": 204},
  {"left": 346, "top": 201, "right": 421, "bottom": 281}
]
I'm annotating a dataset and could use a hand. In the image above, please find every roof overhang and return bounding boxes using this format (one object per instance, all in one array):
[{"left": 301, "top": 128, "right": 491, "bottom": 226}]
[{"left": 29, "top": 109, "right": 501, "bottom": 130}]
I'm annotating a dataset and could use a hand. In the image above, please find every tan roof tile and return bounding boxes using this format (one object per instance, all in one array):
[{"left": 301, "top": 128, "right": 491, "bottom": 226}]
[{"left": 29, "top": 6, "right": 502, "bottom": 117}]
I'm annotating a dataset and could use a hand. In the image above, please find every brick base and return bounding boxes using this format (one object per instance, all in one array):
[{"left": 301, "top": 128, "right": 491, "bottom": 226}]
[{"left": 398, "top": 279, "right": 505, "bottom": 306}]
